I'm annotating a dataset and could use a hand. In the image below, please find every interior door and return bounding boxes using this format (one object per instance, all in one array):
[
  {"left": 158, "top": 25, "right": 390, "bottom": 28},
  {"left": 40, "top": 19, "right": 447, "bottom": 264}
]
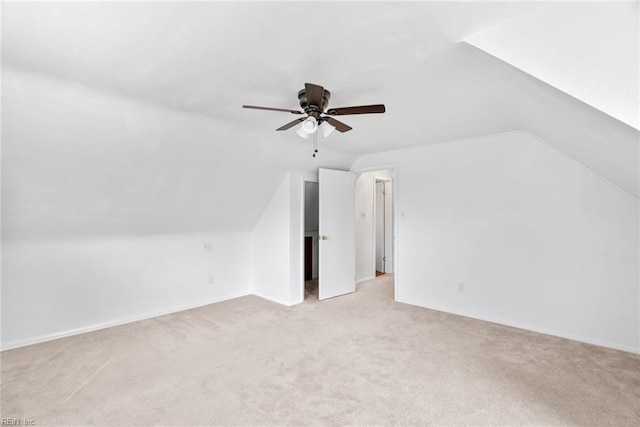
[{"left": 319, "top": 168, "right": 356, "bottom": 300}]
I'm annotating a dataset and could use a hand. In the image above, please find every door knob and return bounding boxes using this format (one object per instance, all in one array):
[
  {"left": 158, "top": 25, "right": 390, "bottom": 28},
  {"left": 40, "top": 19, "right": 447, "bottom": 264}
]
[{"left": 319, "top": 235, "right": 328, "bottom": 240}]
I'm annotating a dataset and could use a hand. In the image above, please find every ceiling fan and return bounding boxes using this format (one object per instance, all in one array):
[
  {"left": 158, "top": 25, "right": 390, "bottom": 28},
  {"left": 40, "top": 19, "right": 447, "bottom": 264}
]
[{"left": 243, "top": 83, "right": 385, "bottom": 155}]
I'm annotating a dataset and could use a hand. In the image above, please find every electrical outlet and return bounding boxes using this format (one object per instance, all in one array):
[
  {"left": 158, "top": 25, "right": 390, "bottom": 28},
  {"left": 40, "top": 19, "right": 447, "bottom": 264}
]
[
  {"left": 203, "top": 242, "right": 213, "bottom": 252},
  {"left": 458, "top": 283, "right": 465, "bottom": 292},
  {"left": 208, "top": 274, "right": 215, "bottom": 284}
]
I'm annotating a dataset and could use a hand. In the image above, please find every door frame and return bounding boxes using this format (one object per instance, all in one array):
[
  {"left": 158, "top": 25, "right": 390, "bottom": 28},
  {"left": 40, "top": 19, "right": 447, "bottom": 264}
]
[
  {"left": 299, "top": 174, "right": 319, "bottom": 302},
  {"left": 353, "top": 164, "right": 399, "bottom": 302},
  {"left": 297, "top": 165, "right": 399, "bottom": 303},
  {"left": 374, "top": 178, "right": 392, "bottom": 275}
]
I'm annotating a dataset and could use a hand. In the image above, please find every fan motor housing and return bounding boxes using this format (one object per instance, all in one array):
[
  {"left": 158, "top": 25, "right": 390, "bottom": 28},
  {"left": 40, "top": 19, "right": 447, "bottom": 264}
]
[{"left": 298, "top": 88, "right": 331, "bottom": 114}]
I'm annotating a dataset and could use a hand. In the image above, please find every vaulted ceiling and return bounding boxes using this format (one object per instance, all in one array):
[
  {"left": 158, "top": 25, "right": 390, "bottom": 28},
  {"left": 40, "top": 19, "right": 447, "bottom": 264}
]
[{"left": 2, "top": 1, "right": 638, "bottom": 240}]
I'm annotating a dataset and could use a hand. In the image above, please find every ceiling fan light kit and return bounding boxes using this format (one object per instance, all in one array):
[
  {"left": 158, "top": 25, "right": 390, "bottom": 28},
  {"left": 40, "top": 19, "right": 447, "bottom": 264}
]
[
  {"left": 319, "top": 120, "right": 335, "bottom": 138},
  {"left": 301, "top": 116, "right": 318, "bottom": 134},
  {"left": 243, "top": 83, "right": 385, "bottom": 157},
  {"left": 296, "top": 127, "right": 310, "bottom": 139}
]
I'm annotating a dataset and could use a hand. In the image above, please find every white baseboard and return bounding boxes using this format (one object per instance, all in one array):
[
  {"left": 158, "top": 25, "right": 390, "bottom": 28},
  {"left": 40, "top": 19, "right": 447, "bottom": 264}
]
[
  {"left": 356, "top": 276, "right": 376, "bottom": 284},
  {"left": 252, "top": 291, "right": 298, "bottom": 307},
  {"left": 1, "top": 291, "right": 251, "bottom": 352},
  {"left": 396, "top": 298, "right": 640, "bottom": 355},
  {"left": 7, "top": 291, "right": 637, "bottom": 356}
]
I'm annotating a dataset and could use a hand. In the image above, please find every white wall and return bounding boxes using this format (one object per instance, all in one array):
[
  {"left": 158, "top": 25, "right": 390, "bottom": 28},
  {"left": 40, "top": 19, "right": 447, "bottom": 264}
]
[
  {"left": 289, "top": 175, "right": 304, "bottom": 304},
  {"left": 252, "top": 174, "right": 292, "bottom": 305},
  {"left": 355, "top": 172, "right": 376, "bottom": 282},
  {"left": 3, "top": 66, "right": 339, "bottom": 349},
  {"left": 458, "top": 43, "right": 639, "bottom": 199},
  {"left": 1, "top": 232, "right": 252, "bottom": 349},
  {"left": 1, "top": 67, "right": 299, "bottom": 241},
  {"left": 2, "top": 67, "right": 261, "bottom": 350},
  {"left": 252, "top": 172, "right": 308, "bottom": 305},
  {"left": 352, "top": 131, "right": 639, "bottom": 353}
]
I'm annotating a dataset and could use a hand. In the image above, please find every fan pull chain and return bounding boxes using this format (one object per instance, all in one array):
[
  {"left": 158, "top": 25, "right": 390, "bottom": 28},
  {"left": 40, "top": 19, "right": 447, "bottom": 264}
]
[{"left": 312, "top": 131, "right": 318, "bottom": 158}]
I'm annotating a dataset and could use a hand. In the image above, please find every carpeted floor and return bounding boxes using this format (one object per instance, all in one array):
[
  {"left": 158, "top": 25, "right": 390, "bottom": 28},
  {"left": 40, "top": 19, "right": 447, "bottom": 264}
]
[{"left": 2, "top": 275, "right": 639, "bottom": 425}]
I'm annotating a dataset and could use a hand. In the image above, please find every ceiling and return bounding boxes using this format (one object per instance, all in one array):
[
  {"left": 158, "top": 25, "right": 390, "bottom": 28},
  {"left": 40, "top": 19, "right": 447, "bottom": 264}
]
[
  {"left": 2, "top": 1, "right": 637, "bottom": 240},
  {"left": 466, "top": 1, "right": 639, "bottom": 130},
  {"left": 2, "top": 1, "right": 544, "bottom": 151}
]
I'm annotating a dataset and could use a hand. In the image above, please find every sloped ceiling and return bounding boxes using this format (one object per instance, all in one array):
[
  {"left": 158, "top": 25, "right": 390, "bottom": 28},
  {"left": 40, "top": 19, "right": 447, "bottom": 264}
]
[
  {"left": 2, "top": 1, "right": 542, "bottom": 118},
  {"left": 2, "top": 1, "right": 637, "bottom": 240},
  {"left": 464, "top": 1, "right": 639, "bottom": 197},
  {"left": 465, "top": 2, "right": 639, "bottom": 130}
]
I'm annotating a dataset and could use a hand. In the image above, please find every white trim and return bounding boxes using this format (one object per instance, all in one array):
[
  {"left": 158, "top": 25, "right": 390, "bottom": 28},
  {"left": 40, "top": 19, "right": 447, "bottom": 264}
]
[
  {"left": 6, "top": 287, "right": 636, "bottom": 355},
  {"left": 372, "top": 178, "right": 378, "bottom": 279},
  {"left": 373, "top": 178, "right": 394, "bottom": 276},
  {"left": 397, "top": 298, "right": 640, "bottom": 356},
  {"left": 1, "top": 291, "right": 251, "bottom": 352},
  {"left": 253, "top": 291, "right": 298, "bottom": 307},
  {"left": 353, "top": 162, "right": 399, "bottom": 175},
  {"left": 300, "top": 173, "right": 319, "bottom": 183},
  {"left": 392, "top": 165, "right": 399, "bottom": 302},
  {"left": 356, "top": 276, "right": 375, "bottom": 284}
]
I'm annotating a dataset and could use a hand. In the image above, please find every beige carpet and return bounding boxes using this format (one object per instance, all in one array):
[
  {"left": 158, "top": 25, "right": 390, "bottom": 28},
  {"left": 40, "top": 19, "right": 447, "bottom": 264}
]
[{"left": 2, "top": 275, "right": 639, "bottom": 425}]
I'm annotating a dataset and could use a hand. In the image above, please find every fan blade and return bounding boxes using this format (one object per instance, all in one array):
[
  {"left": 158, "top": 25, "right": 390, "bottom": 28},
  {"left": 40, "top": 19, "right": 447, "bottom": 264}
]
[
  {"left": 326, "top": 104, "right": 386, "bottom": 116},
  {"left": 243, "top": 105, "right": 303, "bottom": 114},
  {"left": 305, "top": 83, "right": 325, "bottom": 108},
  {"left": 324, "top": 117, "right": 352, "bottom": 133},
  {"left": 276, "top": 118, "right": 305, "bottom": 131}
]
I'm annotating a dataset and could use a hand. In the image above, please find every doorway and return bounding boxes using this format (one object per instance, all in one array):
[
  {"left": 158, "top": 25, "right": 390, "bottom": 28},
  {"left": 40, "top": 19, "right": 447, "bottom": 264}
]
[
  {"left": 300, "top": 169, "right": 357, "bottom": 302},
  {"left": 303, "top": 181, "right": 319, "bottom": 299},
  {"left": 355, "top": 168, "right": 395, "bottom": 298},
  {"left": 300, "top": 168, "right": 392, "bottom": 303}
]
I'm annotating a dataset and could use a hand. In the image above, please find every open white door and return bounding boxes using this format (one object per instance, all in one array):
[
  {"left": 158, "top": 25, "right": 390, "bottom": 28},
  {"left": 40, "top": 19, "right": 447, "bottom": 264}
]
[{"left": 318, "top": 168, "right": 356, "bottom": 300}]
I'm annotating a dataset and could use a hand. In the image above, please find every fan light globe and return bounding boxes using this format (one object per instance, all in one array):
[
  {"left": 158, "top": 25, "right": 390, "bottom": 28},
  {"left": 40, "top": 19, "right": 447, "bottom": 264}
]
[
  {"left": 296, "top": 127, "right": 309, "bottom": 139},
  {"left": 301, "top": 117, "right": 318, "bottom": 134},
  {"left": 320, "top": 121, "right": 335, "bottom": 138}
]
